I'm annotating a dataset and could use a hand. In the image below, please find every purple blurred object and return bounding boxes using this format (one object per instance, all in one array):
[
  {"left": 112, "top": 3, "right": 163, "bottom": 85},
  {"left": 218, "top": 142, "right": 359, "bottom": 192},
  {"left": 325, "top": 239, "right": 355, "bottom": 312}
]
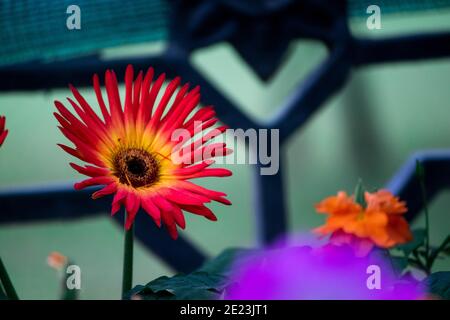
[{"left": 226, "top": 242, "right": 423, "bottom": 300}]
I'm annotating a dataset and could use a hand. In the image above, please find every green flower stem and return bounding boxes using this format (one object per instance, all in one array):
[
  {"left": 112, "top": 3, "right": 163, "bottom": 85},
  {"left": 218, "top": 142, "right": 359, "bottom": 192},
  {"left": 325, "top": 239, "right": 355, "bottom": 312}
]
[
  {"left": 62, "top": 261, "right": 79, "bottom": 300},
  {"left": 121, "top": 211, "right": 134, "bottom": 298},
  {"left": 412, "top": 250, "right": 428, "bottom": 273},
  {"left": 0, "top": 257, "right": 19, "bottom": 300},
  {"left": 416, "top": 160, "right": 431, "bottom": 269},
  {"left": 428, "top": 235, "right": 450, "bottom": 271},
  {"left": 420, "top": 181, "right": 430, "bottom": 262}
]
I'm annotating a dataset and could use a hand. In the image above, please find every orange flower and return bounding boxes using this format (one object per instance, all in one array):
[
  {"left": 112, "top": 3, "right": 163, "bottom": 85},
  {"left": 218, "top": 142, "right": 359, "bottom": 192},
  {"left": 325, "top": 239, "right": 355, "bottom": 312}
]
[
  {"left": 314, "top": 190, "right": 412, "bottom": 252},
  {"left": 47, "top": 252, "right": 68, "bottom": 270},
  {"left": 54, "top": 65, "right": 232, "bottom": 239},
  {"left": 0, "top": 115, "right": 8, "bottom": 147}
]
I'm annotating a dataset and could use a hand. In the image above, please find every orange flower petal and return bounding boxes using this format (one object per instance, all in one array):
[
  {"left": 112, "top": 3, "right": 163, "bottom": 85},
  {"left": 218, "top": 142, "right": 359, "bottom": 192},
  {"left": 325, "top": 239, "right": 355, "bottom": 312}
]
[
  {"left": 47, "top": 252, "right": 68, "bottom": 270},
  {"left": 365, "top": 190, "right": 407, "bottom": 215},
  {"left": 314, "top": 189, "right": 412, "bottom": 250},
  {"left": 315, "top": 191, "right": 362, "bottom": 215}
]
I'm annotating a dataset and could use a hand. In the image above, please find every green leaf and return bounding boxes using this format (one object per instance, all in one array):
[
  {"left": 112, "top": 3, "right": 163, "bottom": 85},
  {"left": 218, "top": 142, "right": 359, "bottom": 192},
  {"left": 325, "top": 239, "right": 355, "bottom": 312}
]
[
  {"left": 427, "top": 235, "right": 450, "bottom": 269},
  {"left": 199, "top": 248, "right": 260, "bottom": 276},
  {"left": 443, "top": 246, "right": 450, "bottom": 256},
  {"left": 126, "top": 272, "right": 229, "bottom": 300},
  {"left": 125, "top": 248, "right": 262, "bottom": 300},
  {"left": 424, "top": 272, "right": 450, "bottom": 300},
  {"left": 390, "top": 256, "right": 409, "bottom": 273},
  {"left": 0, "top": 257, "right": 19, "bottom": 300},
  {"left": 149, "top": 272, "right": 228, "bottom": 292},
  {"left": 438, "top": 235, "right": 450, "bottom": 256},
  {"left": 0, "top": 283, "right": 8, "bottom": 300},
  {"left": 397, "top": 228, "right": 426, "bottom": 256}
]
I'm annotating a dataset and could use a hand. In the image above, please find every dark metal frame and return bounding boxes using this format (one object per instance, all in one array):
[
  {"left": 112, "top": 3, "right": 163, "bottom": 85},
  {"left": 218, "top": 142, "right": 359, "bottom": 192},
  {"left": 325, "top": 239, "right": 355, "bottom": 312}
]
[{"left": 1, "top": 0, "right": 450, "bottom": 272}]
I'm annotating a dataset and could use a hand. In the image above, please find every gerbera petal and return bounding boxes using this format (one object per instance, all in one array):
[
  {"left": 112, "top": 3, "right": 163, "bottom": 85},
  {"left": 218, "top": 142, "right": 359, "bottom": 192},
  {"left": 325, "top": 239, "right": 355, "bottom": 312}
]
[
  {"left": 141, "top": 196, "right": 162, "bottom": 227},
  {"left": 125, "top": 192, "right": 140, "bottom": 230},
  {"left": 59, "top": 105, "right": 103, "bottom": 146},
  {"left": 178, "top": 168, "right": 233, "bottom": 179},
  {"left": 172, "top": 161, "right": 214, "bottom": 175},
  {"left": 136, "top": 67, "right": 155, "bottom": 125},
  {"left": 161, "top": 209, "right": 178, "bottom": 240},
  {"left": 149, "top": 77, "right": 180, "bottom": 129},
  {"left": 160, "top": 86, "right": 200, "bottom": 133},
  {"left": 55, "top": 101, "right": 96, "bottom": 143},
  {"left": 92, "top": 183, "right": 118, "bottom": 199},
  {"left": 180, "top": 204, "right": 217, "bottom": 221},
  {"left": 163, "top": 93, "right": 200, "bottom": 134},
  {"left": 178, "top": 143, "right": 228, "bottom": 165},
  {"left": 74, "top": 176, "right": 114, "bottom": 190},
  {"left": 201, "top": 144, "right": 232, "bottom": 161},
  {"left": 57, "top": 143, "right": 82, "bottom": 160},
  {"left": 163, "top": 187, "right": 211, "bottom": 206},
  {"left": 124, "top": 64, "right": 134, "bottom": 119},
  {"left": 93, "top": 73, "right": 111, "bottom": 125},
  {"left": 0, "top": 128, "right": 8, "bottom": 146},
  {"left": 65, "top": 97, "right": 100, "bottom": 134},
  {"left": 175, "top": 180, "right": 231, "bottom": 205},
  {"left": 202, "top": 125, "right": 228, "bottom": 143},
  {"left": 160, "top": 83, "right": 190, "bottom": 123},
  {"left": 55, "top": 112, "right": 98, "bottom": 147},
  {"left": 170, "top": 204, "right": 186, "bottom": 229},
  {"left": 105, "top": 70, "right": 124, "bottom": 132},
  {"left": 183, "top": 106, "right": 216, "bottom": 131},
  {"left": 0, "top": 116, "right": 5, "bottom": 132},
  {"left": 152, "top": 193, "right": 175, "bottom": 212},
  {"left": 111, "top": 188, "right": 128, "bottom": 215},
  {"left": 70, "top": 163, "right": 109, "bottom": 177},
  {"left": 132, "top": 70, "right": 143, "bottom": 118},
  {"left": 0, "top": 115, "right": 7, "bottom": 147},
  {"left": 145, "top": 72, "right": 166, "bottom": 122},
  {"left": 58, "top": 126, "right": 104, "bottom": 167},
  {"left": 54, "top": 112, "right": 71, "bottom": 128},
  {"left": 69, "top": 84, "right": 107, "bottom": 131}
]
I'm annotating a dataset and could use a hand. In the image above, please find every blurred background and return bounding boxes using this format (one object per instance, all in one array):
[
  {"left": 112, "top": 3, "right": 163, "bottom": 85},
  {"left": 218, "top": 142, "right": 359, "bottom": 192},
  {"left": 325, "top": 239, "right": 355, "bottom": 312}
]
[{"left": 0, "top": 1, "right": 450, "bottom": 299}]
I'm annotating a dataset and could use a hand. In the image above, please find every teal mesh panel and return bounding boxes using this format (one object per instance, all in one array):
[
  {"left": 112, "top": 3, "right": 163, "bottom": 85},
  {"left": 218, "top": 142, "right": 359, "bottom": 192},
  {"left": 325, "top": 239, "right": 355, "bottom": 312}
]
[
  {"left": 348, "top": 0, "right": 450, "bottom": 16},
  {"left": 0, "top": 0, "right": 169, "bottom": 66},
  {"left": 0, "top": 0, "right": 449, "bottom": 67}
]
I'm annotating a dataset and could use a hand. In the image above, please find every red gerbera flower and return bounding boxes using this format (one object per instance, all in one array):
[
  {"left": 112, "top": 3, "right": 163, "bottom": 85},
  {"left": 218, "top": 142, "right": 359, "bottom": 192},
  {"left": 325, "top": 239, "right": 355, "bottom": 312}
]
[
  {"left": 54, "top": 65, "right": 232, "bottom": 239},
  {"left": 0, "top": 115, "right": 8, "bottom": 147}
]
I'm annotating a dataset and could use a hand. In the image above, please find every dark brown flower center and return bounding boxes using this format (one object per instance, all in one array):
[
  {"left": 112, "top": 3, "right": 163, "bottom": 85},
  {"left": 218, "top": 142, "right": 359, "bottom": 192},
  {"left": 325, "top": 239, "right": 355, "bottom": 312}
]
[{"left": 113, "top": 148, "right": 160, "bottom": 188}]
